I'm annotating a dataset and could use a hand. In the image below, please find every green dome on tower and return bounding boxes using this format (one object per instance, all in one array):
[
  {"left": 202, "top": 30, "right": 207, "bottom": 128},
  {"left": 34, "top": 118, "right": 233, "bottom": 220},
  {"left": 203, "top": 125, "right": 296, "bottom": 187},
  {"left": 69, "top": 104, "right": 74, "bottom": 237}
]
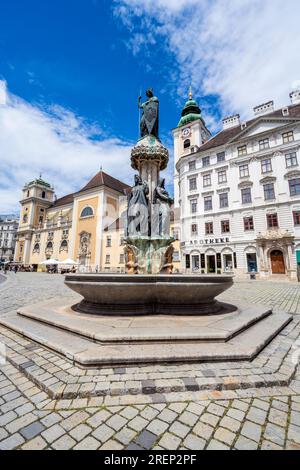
[{"left": 178, "top": 87, "right": 204, "bottom": 128}]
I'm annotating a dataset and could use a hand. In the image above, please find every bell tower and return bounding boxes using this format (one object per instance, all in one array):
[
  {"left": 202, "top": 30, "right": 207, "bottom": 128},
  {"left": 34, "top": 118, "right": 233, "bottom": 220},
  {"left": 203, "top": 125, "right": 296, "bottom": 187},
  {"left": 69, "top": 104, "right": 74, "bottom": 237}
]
[
  {"left": 15, "top": 176, "right": 55, "bottom": 263},
  {"left": 172, "top": 88, "right": 211, "bottom": 207}
]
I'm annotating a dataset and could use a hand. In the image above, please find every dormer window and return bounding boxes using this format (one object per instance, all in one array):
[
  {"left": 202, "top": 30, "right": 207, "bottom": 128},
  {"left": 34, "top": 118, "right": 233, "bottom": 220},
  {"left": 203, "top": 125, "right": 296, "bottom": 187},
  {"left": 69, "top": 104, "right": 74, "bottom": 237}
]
[
  {"left": 217, "top": 152, "right": 225, "bottom": 162},
  {"left": 202, "top": 156, "right": 210, "bottom": 167}
]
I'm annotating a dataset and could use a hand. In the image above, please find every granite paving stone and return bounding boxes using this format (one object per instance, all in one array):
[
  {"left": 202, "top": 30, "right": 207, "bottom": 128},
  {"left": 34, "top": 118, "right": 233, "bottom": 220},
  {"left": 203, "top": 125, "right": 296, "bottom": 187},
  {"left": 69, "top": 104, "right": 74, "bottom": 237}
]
[{"left": 1, "top": 274, "right": 300, "bottom": 450}]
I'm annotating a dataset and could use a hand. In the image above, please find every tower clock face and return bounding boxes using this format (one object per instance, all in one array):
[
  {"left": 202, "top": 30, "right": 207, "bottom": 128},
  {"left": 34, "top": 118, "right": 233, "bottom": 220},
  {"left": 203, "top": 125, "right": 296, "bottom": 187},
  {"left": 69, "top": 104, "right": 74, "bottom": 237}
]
[{"left": 182, "top": 128, "right": 191, "bottom": 137}]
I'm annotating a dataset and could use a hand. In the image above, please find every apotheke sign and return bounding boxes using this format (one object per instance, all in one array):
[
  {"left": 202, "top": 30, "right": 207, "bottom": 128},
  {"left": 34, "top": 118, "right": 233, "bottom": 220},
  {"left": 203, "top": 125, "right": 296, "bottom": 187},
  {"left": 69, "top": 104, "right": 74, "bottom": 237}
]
[{"left": 191, "top": 237, "right": 230, "bottom": 245}]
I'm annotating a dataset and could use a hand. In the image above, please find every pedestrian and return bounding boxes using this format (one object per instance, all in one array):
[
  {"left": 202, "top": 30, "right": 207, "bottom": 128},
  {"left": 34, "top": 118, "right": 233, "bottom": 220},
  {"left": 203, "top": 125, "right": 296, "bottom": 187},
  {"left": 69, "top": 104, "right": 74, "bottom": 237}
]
[{"left": 14, "top": 265, "right": 18, "bottom": 274}]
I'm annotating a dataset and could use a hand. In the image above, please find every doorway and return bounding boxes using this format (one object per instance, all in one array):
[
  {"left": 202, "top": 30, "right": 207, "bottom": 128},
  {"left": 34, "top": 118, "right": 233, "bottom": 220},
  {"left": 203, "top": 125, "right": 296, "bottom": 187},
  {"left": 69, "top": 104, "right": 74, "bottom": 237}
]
[
  {"left": 247, "top": 253, "right": 257, "bottom": 273},
  {"left": 270, "top": 250, "right": 285, "bottom": 274},
  {"left": 192, "top": 255, "right": 200, "bottom": 271},
  {"left": 207, "top": 255, "right": 216, "bottom": 273}
]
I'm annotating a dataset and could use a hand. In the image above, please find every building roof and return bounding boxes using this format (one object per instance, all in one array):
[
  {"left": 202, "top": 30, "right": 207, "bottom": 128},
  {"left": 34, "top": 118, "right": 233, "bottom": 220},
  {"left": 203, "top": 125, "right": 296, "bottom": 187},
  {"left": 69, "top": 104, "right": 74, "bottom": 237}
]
[
  {"left": 28, "top": 177, "right": 52, "bottom": 188},
  {"left": 178, "top": 89, "right": 203, "bottom": 128},
  {"left": 53, "top": 193, "right": 74, "bottom": 207},
  {"left": 52, "top": 171, "right": 130, "bottom": 208},
  {"left": 78, "top": 170, "right": 130, "bottom": 195},
  {"left": 199, "top": 103, "right": 300, "bottom": 152}
]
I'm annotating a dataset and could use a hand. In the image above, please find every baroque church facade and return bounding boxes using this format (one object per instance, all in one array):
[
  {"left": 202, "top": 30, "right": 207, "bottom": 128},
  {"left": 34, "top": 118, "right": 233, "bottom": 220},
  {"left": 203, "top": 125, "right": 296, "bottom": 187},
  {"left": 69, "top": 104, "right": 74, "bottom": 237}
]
[
  {"left": 173, "top": 88, "right": 300, "bottom": 280},
  {"left": 14, "top": 172, "right": 131, "bottom": 271}
]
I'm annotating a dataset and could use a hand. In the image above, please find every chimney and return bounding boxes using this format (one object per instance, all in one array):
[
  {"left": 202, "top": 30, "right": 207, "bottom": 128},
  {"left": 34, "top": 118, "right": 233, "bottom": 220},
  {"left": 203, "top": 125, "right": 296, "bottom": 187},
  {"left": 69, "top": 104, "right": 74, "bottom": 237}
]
[
  {"left": 253, "top": 101, "right": 274, "bottom": 116},
  {"left": 222, "top": 114, "right": 240, "bottom": 130},
  {"left": 290, "top": 89, "right": 300, "bottom": 105}
]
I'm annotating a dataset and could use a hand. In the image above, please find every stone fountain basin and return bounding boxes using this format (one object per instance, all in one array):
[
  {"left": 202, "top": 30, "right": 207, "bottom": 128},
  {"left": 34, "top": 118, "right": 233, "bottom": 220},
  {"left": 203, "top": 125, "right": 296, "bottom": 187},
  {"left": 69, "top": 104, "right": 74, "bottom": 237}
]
[{"left": 65, "top": 273, "right": 234, "bottom": 316}]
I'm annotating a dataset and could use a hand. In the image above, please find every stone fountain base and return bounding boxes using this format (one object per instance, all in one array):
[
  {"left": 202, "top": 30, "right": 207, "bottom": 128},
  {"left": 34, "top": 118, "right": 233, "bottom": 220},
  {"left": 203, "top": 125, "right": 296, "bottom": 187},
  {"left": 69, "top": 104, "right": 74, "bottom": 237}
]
[
  {"left": 64, "top": 273, "right": 234, "bottom": 316},
  {"left": 0, "top": 296, "right": 291, "bottom": 367}
]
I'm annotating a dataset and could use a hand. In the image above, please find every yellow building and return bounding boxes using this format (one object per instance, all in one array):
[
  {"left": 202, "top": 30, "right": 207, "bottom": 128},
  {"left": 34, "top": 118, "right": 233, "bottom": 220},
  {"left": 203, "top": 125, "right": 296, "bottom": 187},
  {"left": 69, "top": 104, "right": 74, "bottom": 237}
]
[{"left": 15, "top": 171, "right": 180, "bottom": 272}]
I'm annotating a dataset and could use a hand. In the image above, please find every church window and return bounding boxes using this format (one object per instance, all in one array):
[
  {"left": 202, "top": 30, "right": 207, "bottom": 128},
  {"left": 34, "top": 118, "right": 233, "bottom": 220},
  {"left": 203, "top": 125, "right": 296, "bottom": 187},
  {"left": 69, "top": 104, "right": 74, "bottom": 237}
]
[
  {"left": 60, "top": 240, "right": 68, "bottom": 250},
  {"left": 80, "top": 206, "right": 94, "bottom": 218},
  {"left": 41, "top": 191, "right": 46, "bottom": 199},
  {"left": 184, "top": 139, "right": 191, "bottom": 149}
]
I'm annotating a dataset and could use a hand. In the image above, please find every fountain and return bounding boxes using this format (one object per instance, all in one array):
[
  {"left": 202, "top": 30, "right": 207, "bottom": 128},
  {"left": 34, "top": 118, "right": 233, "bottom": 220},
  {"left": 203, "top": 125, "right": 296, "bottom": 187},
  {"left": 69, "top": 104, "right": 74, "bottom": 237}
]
[
  {"left": 0, "top": 88, "right": 291, "bottom": 368},
  {"left": 65, "top": 88, "right": 234, "bottom": 316}
]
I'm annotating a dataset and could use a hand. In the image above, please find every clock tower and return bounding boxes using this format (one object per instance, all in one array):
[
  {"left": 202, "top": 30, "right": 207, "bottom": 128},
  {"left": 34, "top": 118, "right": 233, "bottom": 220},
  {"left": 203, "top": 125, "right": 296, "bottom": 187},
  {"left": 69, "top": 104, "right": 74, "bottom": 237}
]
[{"left": 172, "top": 88, "right": 211, "bottom": 207}]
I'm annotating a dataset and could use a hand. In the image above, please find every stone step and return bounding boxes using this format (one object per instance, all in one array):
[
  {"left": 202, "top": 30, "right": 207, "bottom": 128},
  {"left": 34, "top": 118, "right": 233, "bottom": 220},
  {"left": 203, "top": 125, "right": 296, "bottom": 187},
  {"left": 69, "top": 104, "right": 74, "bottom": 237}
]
[
  {"left": 0, "top": 309, "right": 292, "bottom": 366},
  {"left": 16, "top": 298, "right": 272, "bottom": 343}
]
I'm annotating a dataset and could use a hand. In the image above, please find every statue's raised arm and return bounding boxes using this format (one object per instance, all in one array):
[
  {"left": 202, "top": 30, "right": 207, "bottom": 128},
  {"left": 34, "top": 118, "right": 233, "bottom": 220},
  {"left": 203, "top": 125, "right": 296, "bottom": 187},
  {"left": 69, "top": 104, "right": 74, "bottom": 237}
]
[{"left": 139, "top": 88, "right": 159, "bottom": 139}]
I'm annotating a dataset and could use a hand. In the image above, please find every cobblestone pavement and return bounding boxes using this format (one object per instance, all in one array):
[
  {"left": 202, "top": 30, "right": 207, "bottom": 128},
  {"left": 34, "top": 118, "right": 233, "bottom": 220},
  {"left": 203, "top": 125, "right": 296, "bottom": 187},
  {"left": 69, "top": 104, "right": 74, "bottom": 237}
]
[{"left": 0, "top": 273, "right": 300, "bottom": 450}]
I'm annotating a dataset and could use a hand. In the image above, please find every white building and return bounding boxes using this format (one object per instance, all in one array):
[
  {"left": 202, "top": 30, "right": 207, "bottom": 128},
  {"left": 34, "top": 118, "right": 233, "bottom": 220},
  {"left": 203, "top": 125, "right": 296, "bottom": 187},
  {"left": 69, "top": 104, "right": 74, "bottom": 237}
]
[
  {"left": 0, "top": 216, "right": 19, "bottom": 262},
  {"left": 173, "top": 88, "right": 300, "bottom": 280}
]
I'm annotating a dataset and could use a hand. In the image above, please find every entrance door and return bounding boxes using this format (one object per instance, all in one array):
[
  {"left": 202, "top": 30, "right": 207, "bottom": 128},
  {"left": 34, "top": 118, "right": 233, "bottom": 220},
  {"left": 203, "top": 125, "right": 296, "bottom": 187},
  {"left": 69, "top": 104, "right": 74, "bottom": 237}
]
[
  {"left": 247, "top": 253, "right": 257, "bottom": 273},
  {"left": 192, "top": 255, "right": 200, "bottom": 271},
  {"left": 270, "top": 250, "right": 285, "bottom": 274},
  {"left": 207, "top": 255, "right": 216, "bottom": 273}
]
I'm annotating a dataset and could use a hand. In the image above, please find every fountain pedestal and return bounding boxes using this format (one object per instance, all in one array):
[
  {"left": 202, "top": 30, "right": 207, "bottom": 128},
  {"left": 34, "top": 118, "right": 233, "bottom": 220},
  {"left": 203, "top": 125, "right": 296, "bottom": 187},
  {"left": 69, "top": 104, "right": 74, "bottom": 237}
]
[{"left": 125, "top": 135, "right": 174, "bottom": 274}]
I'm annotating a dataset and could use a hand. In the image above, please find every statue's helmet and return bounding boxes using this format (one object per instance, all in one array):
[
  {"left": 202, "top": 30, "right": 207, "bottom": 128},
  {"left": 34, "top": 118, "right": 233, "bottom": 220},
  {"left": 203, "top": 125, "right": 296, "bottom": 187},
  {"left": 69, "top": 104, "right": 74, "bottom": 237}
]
[{"left": 146, "top": 88, "right": 154, "bottom": 98}]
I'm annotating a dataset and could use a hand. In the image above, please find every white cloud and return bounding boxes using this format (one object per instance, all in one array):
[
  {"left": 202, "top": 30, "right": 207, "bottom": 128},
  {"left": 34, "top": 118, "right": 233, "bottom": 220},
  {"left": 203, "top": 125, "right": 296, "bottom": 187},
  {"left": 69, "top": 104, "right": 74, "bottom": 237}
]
[
  {"left": 0, "top": 81, "right": 7, "bottom": 105},
  {"left": 115, "top": 0, "right": 300, "bottom": 122},
  {"left": 0, "top": 80, "right": 133, "bottom": 213}
]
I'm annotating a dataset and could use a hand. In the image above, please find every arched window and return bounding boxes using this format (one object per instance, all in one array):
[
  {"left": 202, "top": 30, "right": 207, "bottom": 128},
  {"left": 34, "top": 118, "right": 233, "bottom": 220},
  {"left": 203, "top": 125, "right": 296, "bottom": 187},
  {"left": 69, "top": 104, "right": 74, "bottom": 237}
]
[
  {"left": 23, "top": 214, "right": 28, "bottom": 223},
  {"left": 33, "top": 243, "right": 40, "bottom": 253},
  {"left": 46, "top": 241, "right": 53, "bottom": 250},
  {"left": 27, "top": 190, "right": 30, "bottom": 198},
  {"left": 41, "top": 191, "right": 46, "bottom": 199},
  {"left": 80, "top": 206, "right": 94, "bottom": 218},
  {"left": 60, "top": 240, "right": 68, "bottom": 251},
  {"left": 184, "top": 139, "right": 191, "bottom": 149}
]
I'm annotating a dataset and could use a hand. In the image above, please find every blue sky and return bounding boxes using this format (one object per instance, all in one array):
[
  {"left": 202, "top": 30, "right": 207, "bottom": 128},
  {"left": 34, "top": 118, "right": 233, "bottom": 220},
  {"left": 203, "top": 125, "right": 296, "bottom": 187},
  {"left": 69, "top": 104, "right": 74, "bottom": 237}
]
[{"left": 1, "top": 0, "right": 300, "bottom": 212}]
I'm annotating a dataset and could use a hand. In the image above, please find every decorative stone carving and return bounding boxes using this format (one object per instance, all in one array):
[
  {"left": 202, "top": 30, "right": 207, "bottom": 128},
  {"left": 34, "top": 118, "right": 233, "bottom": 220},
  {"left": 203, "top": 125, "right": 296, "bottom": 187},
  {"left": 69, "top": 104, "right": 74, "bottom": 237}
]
[
  {"left": 127, "top": 175, "right": 149, "bottom": 237},
  {"left": 78, "top": 231, "right": 91, "bottom": 258}
]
